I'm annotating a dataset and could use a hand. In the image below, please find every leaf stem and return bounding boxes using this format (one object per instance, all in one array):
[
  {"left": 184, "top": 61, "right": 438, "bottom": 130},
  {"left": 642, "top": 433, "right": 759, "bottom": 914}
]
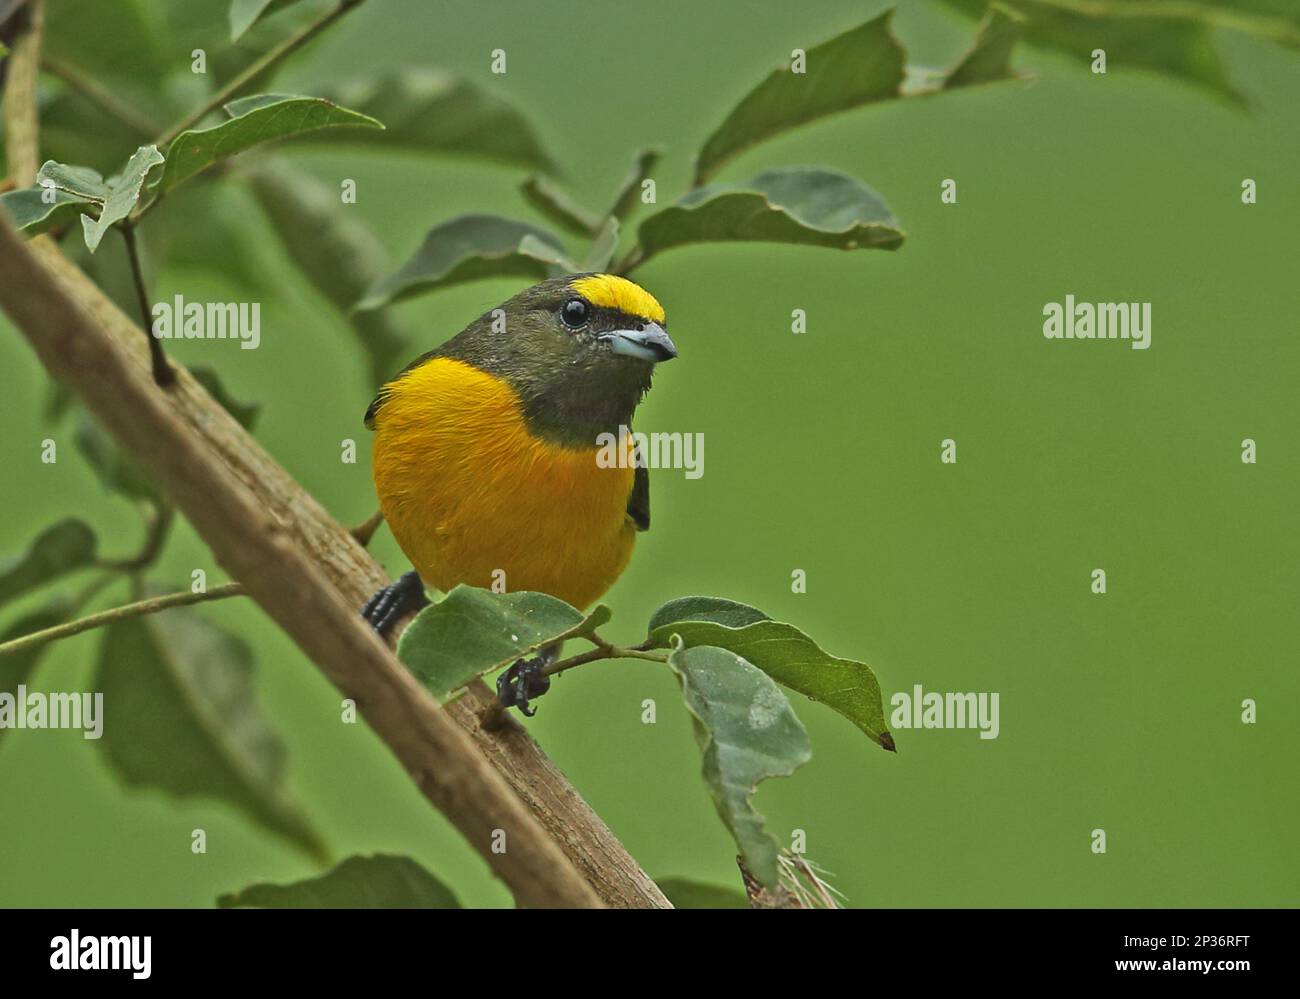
[
  {"left": 0, "top": 582, "right": 246, "bottom": 659},
  {"left": 153, "top": 0, "right": 367, "bottom": 148},
  {"left": 40, "top": 56, "right": 159, "bottom": 137},
  {"left": 542, "top": 633, "right": 667, "bottom": 678},
  {"left": 97, "top": 501, "right": 175, "bottom": 571},
  {"left": 349, "top": 508, "right": 384, "bottom": 547},
  {"left": 611, "top": 245, "right": 646, "bottom": 276},
  {"left": 120, "top": 222, "right": 174, "bottom": 385}
]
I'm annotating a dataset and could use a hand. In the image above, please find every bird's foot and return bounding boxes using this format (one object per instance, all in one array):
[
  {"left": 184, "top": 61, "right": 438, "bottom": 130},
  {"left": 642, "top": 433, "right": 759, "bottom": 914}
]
[
  {"left": 496, "top": 655, "right": 553, "bottom": 717},
  {"left": 361, "top": 570, "right": 430, "bottom": 637}
]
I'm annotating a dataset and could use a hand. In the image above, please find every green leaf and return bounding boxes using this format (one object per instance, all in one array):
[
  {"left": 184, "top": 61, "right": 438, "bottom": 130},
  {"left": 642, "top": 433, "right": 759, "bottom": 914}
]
[
  {"left": 0, "top": 41, "right": 9, "bottom": 63},
  {"left": 218, "top": 853, "right": 460, "bottom": 908},
  {"left": 650, "top": 613, "right": 892, "bottom": 751},
  {"left": 655, "top": 876, "right": 749, "bottom": 909},
  {"left": 649, "top": 596, "right": 770, "bottom": 633},
  {"left": 80, "top": 145, "right": 164, "bottom": 252},
  {"left": 667, "top": 643, "right": 811, "bottom": 889},
  {"left": 521, "top": 173, "right": 603, "bottom": 236},
  {"left": 939, "top": 0, "right": 1245, "bottom": 103},
  {"left": 1084, "top": 0, "right": 1300, "bottom": 49},
  {"left": 0, "top": 159, "right": 108, "bottom": 237},
  {"left": 36, "top": 160, "right": 113, "bottom": 201},
  {"left": 191, "top": 367, "right": 261, "bottom": 430},
  {"left": 312, "top": 69, "right": 555, "bottom": 171},
  {"left": 0, "top": 186, "right": 98, "bottom": 237},
  {"left": 693, "top": 8, "right": 1031, "bottom": 182},
  {"left": 637, "top": 167, "right": 903, "bottom": 263},
  {"left": 156, "top": 95, "right": 382, "bottom": 195},
  {"left": 247, "top": 161, "right": 409, "bottom": 387},
  {"left": 228, "top": 0, "right": 305, "bottom": 41},
  {"left": 695, "top": 12, "right": 905, "bottom": 183},
  {"left": 0, "top": 602, "right": 72, "bottom": 750},
  {"left": 0, "top": 520, "right": 97, "bottom": 609},
  {"left": 75, "top": 410, "right": 160, "bottom": 503},
  {"left": 608, "top": 147, "right": 662, "bottom": 221},
  {"left": 356, "top": 214, "right": 571, "bottom": 311},
  {"left": 942, "top": 2, "right": 1028, "bottom": 89},
  {"left": 95, "top": 604, "right": 327, "bottom": 860},
  {"left": 580, "top": 217, "right": 620, "bottom": 272},
  {"left": 396, "top": 585, "right": 606, "bottom": 700}
]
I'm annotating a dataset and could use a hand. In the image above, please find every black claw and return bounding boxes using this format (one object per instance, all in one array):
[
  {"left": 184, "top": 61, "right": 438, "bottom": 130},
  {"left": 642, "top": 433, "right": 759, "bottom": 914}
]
[
  {"left": 495, "top": 654, "right": 553, "bottom": 716},
  {"left": 361, "top": 570, "right": 429, "bottom": 637}
]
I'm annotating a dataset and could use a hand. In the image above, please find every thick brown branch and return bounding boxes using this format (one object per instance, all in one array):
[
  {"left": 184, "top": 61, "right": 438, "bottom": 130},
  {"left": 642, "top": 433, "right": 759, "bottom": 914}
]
[
  {"left": 1, "top": 0, "right": 43, "bottom": 185},
  {"left": 0, "top": 222, "right": 609, "bottom": 909},
  {"left": 0, "top": 221, "right": 669, "bottom": 908}
]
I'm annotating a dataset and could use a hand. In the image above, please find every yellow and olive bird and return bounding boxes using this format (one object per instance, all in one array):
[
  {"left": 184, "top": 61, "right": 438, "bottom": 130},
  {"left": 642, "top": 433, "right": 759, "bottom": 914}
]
[{"left": 361, "top": 273, "right": 676, "bottom": 712}]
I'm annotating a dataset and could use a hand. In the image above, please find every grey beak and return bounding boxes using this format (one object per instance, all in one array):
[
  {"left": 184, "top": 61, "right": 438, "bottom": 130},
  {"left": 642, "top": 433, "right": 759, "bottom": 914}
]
[{"left": 601, "top": 321, "right": 677, "bottom": 363}]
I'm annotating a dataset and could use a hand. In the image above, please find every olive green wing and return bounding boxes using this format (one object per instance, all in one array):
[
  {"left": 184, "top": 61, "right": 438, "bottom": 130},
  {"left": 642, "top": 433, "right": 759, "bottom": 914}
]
[{"left": 627, "top": 458, "right": 650, "bottom": 532}]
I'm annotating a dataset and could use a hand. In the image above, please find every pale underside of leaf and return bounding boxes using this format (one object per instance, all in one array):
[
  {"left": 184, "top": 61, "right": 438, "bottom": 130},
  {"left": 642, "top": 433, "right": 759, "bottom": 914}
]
[
  {"left": 82, "top": 144, "right": 164, "bottom": 251},
  {"left": 653, "top": 618, "right": 891, "bottom": 749},
  {"left": 668, "top": 644, "right": 812, "bottom": 889},
  {"left": 637, "top": 167, "right": 903, "bottom": 262}
]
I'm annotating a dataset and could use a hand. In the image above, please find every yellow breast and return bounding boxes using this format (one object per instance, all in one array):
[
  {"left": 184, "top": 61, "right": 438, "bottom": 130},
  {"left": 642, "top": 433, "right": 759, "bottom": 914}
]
[{"left": 370, "top": 357, "right": 637, "bottom": 609}]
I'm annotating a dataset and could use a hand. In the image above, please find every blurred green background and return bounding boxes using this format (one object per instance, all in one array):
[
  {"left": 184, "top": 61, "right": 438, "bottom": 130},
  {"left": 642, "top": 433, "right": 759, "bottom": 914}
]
[{"left": 1, "top": 0, "right": 1297, "bottom": 907}]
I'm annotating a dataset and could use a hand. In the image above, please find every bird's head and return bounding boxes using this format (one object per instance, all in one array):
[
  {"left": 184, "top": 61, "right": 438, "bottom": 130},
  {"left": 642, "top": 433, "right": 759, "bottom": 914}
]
[{"left": 447, "top": 273, "right": 677, "bottom": 446}]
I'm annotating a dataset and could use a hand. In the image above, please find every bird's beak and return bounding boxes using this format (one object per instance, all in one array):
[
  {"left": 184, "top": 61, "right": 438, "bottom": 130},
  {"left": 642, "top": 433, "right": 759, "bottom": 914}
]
[{"left": 601, "top": 321, "right": 677, "bottom": 363}]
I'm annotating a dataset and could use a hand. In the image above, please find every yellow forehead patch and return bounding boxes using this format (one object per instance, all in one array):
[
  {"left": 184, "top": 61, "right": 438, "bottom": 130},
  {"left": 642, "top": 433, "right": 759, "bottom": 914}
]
[{"left": 570, "top": 274, "right": 666, "bottom": 324}]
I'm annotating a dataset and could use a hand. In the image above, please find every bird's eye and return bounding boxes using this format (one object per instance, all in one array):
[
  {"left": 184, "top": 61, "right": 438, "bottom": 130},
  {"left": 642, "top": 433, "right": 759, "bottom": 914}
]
[{"left": 560, "top": 297, "right": 590, "bottom": 329}]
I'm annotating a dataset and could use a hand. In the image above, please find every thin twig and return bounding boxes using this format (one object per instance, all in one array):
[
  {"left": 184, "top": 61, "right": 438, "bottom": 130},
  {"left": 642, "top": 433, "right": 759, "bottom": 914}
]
[
  {"left": 153, "top": 0, "right": 367, "bottom": 148},
  {"left": 98, "top": 501, "right": 174, "bottom": 571},
  {"left": 69, "top": 570, "right": 119, "bottom": 615},
  {"left": 0, "top": 582, "right": 246, "bottom": 659},
  {"left": 543, "top": 636, "right": 668, "bottom": 679},
  {"left": 40, "top": 55, "right": 158, "bottom": 137},
  {"left": 120, "top": 222, "right": 173, "bottom": 385},
  {"left": 349, "top": 508, "right": 384, "bottom": 547},
  {"left": 612, "top": 245, "right": 646, "bottom": 276}
]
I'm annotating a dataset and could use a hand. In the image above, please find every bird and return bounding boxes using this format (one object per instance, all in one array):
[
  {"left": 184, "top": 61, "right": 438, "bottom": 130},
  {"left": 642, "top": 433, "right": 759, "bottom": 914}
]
[{"left": 361, "top": 273, "right": 677, "bottom": 713}]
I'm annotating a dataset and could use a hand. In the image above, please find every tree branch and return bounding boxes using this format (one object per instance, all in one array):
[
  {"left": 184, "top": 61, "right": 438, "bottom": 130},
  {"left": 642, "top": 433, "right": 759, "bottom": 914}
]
[
  {"left": 1, "top": 0, "right": 43, "bottom": 185},
  {"left": 0, "top": 581, "right": 246, "bottom": 659},
  {"left": 40, "top": 55, "right": 158, "bottom": 138},
  {"left": 154, "top": 0, "right": 366, "bottom": 148},
  {"left": 0, "top": 219, "right": 611, "bottom": 908},
  {"left": 0, "top": 220, "right": 670, "bottom": 908}
]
